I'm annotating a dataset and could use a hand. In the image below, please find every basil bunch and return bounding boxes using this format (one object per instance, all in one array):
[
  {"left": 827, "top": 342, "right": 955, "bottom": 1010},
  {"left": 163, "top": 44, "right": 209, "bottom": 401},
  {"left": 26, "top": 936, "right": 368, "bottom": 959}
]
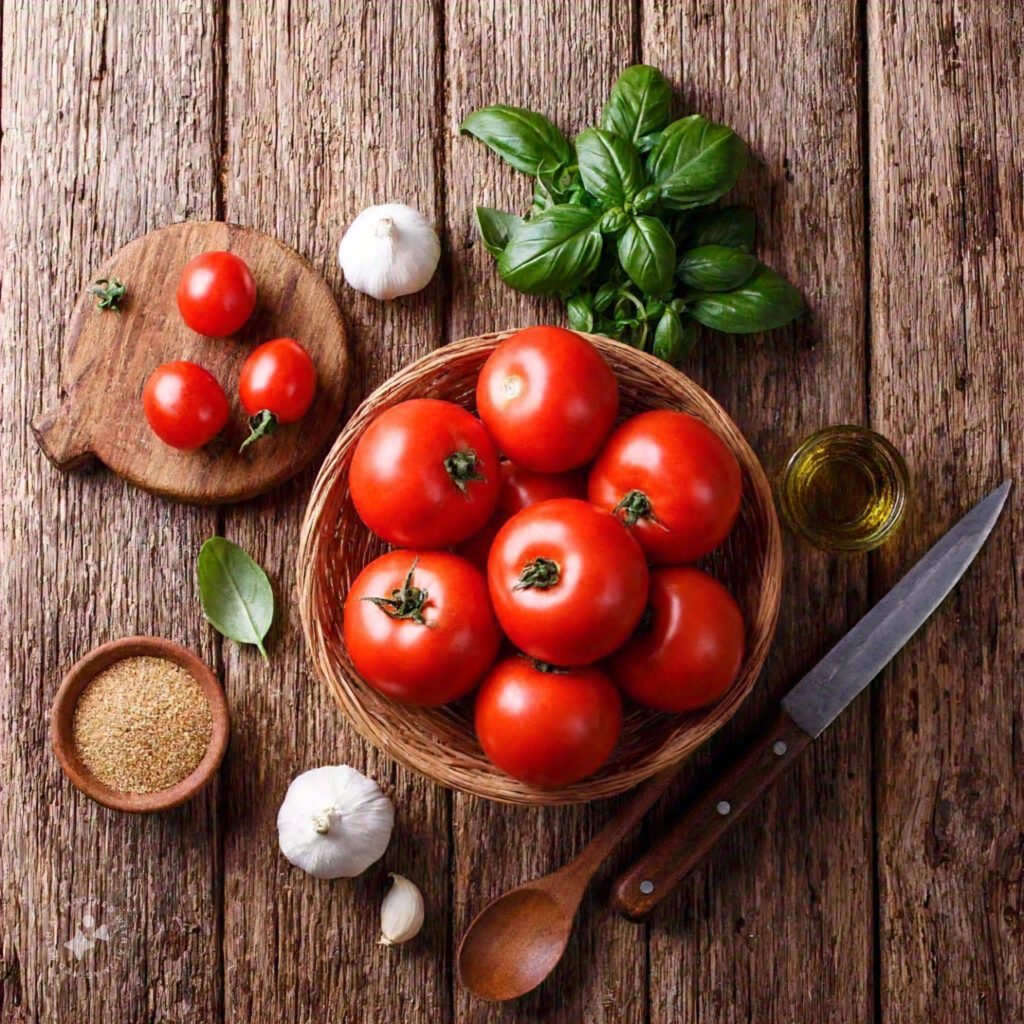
[{"left": 461, "top": 65, "right": 805, "bottom": 363}]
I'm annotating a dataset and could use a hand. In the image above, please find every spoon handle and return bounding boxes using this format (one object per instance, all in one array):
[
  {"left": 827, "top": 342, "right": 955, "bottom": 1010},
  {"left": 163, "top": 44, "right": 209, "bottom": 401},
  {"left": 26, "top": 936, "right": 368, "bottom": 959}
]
[
  {"left": 563, "top": 766, "right": 678, "bottom": 883},
  {"left": 611, "top": 709, "right": 812, "bottom": 920}
]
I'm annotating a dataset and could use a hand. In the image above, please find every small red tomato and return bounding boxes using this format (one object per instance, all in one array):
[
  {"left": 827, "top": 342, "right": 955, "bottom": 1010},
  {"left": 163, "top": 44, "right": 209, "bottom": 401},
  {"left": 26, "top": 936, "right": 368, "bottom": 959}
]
[
  {"left": 238, "top": 338, "right": 317, "bottom": 451},
  {"left": 608, "top": 567, "right": 745, "bottom": 712},
  {"left": 476, "top": 326, "right": 619, "bottom": 473},
  {"left": 343, "top": 551, "right": 501, "bottom": 706},
  {"left": 475, "top": 657, "right": 623, "bottom": 788},
  {"left": 350, "top": 399, "right": 501, "bottom": 549},
  {"left": 589, "top": 410, "right": 742, "bottom": 564},
  {"left": 177, "top": 250, "right": 257, "bottom": 337},
  {"left": 142, "top": 360, "right": 229, "bottom": 450},
  {"left": 457, "top": 461, "right": 588, "bottom": 570},
  {"left": 487, "top": 498, "right": 648, "bottom": 666}
]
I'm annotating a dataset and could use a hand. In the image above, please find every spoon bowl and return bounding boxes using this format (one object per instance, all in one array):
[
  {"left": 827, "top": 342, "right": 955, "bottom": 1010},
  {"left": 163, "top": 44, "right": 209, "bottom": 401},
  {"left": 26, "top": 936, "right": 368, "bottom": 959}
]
[{"left": 458, "top": 885, "right": 576, "bottom": 1001}]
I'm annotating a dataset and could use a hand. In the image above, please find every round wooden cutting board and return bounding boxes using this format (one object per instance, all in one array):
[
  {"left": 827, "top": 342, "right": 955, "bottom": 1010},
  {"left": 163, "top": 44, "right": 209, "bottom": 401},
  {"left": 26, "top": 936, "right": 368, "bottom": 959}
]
[{"left": 32, "top": 221, "right": 349, "bottom": 504}]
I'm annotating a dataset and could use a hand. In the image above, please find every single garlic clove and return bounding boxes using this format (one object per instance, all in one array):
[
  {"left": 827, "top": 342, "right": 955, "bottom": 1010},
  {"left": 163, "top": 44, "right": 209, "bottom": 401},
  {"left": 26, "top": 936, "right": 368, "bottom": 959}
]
[{"left": 379, "top": 872, "right": 425, "bottom": 946}]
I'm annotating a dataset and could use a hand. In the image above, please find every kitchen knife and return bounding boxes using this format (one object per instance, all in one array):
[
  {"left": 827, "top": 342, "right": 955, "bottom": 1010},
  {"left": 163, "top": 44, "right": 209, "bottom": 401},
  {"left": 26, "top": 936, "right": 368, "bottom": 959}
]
[{"left": 612, "top": 480, "right": 1011, "bottom": 920}]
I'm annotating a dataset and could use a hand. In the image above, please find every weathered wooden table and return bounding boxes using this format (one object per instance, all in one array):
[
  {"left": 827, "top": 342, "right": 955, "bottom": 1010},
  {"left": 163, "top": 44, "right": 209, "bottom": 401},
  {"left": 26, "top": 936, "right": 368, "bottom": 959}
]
[{"left": 2, "top": 3, "right": 1021, "bottom": 1022}]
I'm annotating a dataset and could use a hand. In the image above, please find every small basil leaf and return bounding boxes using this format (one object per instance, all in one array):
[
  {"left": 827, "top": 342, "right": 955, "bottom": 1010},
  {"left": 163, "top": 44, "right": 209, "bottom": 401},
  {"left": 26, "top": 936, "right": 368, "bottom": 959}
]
[
  {"left": 594, "top": 281, "right": 618, "bottom": 312},
  {"left": 689, "top": 265, "right": 805, "bottom": 333},
  {"left": 575, "top": 127, "right": 645, "bottom": 207},
  {"left": 567, "top": 293, "right": 595, "bottom": 332},
  {"left": 617, "top": 215, "right": 675, "bottom": 296},
  {"left": 648, "top": 115, "right": 747, "bottom": 211},
  {"left": 686, "top": 205, "right": 756, "bottom": 251},
  {"left": 599, "top": 206, "right": 630, "bottom": 234},
  {"left": 601, "top": 65, "right": 672, "bottom": 148},
  {"left": 498, "top": 205, "right": 603, "bottom": 295},
  {"left": 475, "top": 207, "right": 524, "bottom": 259},
  {"left": 461, "top": 105, "right": 572, "bottom": 176},
  {"left": 653, "top": 307, "right": 686, "bottom": 364},
  {"left": 677, "top": 244, "right": 758, "bottom": 291},
  {"left": 197, "top": 537, "right": 274, "bottom": 661}
]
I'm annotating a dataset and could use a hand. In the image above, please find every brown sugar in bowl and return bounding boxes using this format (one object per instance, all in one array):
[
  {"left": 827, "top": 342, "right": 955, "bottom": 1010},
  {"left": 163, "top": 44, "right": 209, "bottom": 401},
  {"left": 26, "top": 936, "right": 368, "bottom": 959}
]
[
  {"left": 50, "top": 636, "right": 230, "bottom": 812},
  {"left": 297, "top": 330, "right": 783, "bottom": 806}
]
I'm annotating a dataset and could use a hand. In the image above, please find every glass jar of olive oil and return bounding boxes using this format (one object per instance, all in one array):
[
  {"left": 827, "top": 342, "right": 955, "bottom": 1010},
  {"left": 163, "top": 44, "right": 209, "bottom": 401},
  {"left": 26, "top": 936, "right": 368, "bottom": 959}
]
[{"left": 779, "top": 425, "right": 909, "bottom": 552}]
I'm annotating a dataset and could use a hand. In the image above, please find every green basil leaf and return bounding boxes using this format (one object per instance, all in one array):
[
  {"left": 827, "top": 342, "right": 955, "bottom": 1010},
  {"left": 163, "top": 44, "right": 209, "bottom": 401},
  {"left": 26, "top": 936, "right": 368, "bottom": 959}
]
[
  {"left": 689, "top": 265, "right": 805, "bottom": 333},
  {"left": 461, "top": 105, "right": 572, "bottom": 176},
  {"left": 498, "top": 205, "right": 603, "bottom": 295},
  {"left": 616, "top": 215, "right": 675, "bottom": 296},
  {"left": 594, "top": 281, "right": 618, "bottom": 312},
  {"left": 601, "top": 65, "right": 673, "bottom": 148},
  {"left": 648, "top": 115, "right": 747, "bottom": 211},
  {"left": 566, "top": 293, "right": 595, "bottom": 332},
  {"left": 653, "top": 307, "right": 686, "bottom": 364},
  {"left": 475, "top": 207, "right": 524, "bottom": 259},
  {"left": 576, "top": 127, "right": 645, "bottom": 207},
  {"left": 686, "top": 205, "right": 756, "bottom": 250},
  {"left": 677, "top": 244, "right": 758, "bottom": 291},
  {"left": 197, "top": 537, "right": 274, "bottom": 661}
]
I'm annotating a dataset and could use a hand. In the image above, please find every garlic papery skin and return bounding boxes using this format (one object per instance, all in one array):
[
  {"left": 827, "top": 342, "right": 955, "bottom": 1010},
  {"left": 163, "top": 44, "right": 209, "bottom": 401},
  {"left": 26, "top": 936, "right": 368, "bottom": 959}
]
[
  {"left": 277, "top": 766, "right": 394, "bottom": 880},
  {"left": 379, "top": 873, "right": 425, "bottom": 946},
  {"left": 338, "top": 203, "right": 441, "bottom": 300}
]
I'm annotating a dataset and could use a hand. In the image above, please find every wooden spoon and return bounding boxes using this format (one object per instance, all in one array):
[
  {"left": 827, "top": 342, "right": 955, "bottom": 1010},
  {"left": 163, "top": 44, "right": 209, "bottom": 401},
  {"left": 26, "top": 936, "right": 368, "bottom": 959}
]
[{"left": 457, "top": 767, "right": 676, "bottom": 1001}]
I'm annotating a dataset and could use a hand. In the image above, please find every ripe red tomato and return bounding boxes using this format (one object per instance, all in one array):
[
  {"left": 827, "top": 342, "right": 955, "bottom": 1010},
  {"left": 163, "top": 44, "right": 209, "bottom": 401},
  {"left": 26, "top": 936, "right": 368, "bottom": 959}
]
[
  {"left": 476, "top": 326, "right": 619, "bottom": 473},
  {"left": 608, "top": 567, "right": 745, "bottom": 712},
  {"left": 588, "top": 410, "right": 742, "bottom": 564},
  {"left": 475, "top": 657, "right": 622, "bottom": 787},
  {"left": 238, "top": 338, "right": 317, "bottom": 451},
  {"left": 142, "top": 361, "right": 229, "bottom": 450},
  {"left": 487, "top": 498, "right": 648, "bottom": 666},
  {"left": 177, "top": 250, "right": 257, "bottom": 337},
  {"left": 350, "top": 399, "right": 501, "bottom": 548},
  {"left": 457, "top": 461, "right": 587, "bottom": 570},
  {"left": 343, "top": 551, "right": 501, "bottom": 706}
]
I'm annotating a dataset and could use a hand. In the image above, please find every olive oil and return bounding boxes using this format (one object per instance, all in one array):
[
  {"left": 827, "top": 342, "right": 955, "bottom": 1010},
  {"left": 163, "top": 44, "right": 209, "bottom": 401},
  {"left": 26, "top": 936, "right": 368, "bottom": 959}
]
[{"left": 779, "top": 426, "right": 909, "bottom": 552}]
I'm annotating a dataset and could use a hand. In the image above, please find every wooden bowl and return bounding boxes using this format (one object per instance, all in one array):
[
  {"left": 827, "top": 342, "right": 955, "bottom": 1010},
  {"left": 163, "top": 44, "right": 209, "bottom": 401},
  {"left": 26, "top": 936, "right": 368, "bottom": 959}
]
[
  {"left": 297, "top": 330, "right": 782, "bottom": 805},
  {"left": 50, "top": 636, "right": 230, "bottom": 812}
]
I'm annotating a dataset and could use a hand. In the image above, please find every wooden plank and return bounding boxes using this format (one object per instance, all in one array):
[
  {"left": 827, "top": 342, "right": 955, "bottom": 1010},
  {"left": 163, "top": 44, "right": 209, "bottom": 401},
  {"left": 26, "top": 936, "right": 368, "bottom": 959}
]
[
  {"left": 868, "top": 3, "right": 1024, "bottom": 1021},
  {"left": 0, "top": 3, "right": 223, "bottom": 1022},
  {"left": 444, "top": 4, "right": 645, "bottom": 1022},
  {"left": 220, "top": 3, "right": 450, "bottom": 1022},
  {"left": 638, "top": 3, "right": 873, "bottom": 1022}
]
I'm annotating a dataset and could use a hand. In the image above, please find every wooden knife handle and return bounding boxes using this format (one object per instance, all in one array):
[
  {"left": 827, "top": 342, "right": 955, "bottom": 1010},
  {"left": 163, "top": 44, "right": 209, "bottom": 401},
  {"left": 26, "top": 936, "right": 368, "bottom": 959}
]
[{"left": 611, "top": 709, "right": 812, "bottom": 921}]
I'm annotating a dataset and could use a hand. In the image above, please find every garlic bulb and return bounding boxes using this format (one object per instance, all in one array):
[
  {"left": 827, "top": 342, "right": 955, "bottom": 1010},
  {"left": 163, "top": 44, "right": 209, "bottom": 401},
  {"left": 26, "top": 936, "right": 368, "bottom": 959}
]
[
  {"left": 379, "top": 873, "right": 424, "bottom": 946},
  {"left": 338, "top": 203, "right": 441, "bottom": 300},
  {"left": 277, "top": 765, "right": 394, "bottom": 879}
]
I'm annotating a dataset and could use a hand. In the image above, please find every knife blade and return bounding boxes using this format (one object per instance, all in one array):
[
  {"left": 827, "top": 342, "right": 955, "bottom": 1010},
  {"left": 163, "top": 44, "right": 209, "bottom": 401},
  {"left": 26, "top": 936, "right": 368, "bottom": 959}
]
[{"left": 611, "top": 480, "right": 1011, "bottom": 921}]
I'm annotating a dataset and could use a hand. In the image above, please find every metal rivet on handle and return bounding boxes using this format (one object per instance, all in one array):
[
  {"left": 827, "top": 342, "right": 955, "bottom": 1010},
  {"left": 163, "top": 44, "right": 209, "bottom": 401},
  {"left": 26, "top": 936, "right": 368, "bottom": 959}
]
[
  {"left": 716, "top": 800, "right": 731, "bottom": 816},
  {"left": 639, "top": 880, "right": 655, "bottom": 895},
  {"left": 773, "top": 740, "right": 788, "bottom": 756}
]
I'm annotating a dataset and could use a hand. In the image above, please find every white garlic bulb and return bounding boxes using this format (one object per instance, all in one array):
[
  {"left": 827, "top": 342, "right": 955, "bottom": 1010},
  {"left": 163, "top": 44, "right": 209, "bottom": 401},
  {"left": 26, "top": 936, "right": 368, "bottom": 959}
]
[
  {"left": 277, "top": 765, "right": 394, "bottom": 879},
  {"left": 338, "top": 203, "right": 441, "bottom": 300},
  {"left": 379, "top": 873, "right": 424, "bottom": 946}
]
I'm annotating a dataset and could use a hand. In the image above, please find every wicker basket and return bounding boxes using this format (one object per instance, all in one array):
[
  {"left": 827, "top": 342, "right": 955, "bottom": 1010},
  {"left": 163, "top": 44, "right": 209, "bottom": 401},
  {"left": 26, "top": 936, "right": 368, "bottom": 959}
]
[{"left": 297, "top": 330, "right": 782, "bottom": 805}]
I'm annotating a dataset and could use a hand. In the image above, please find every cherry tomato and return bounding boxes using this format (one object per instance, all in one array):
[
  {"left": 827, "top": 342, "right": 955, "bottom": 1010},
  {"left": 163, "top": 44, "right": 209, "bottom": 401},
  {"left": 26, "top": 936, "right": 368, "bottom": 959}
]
[
  {"left": 343, "top": 551, "right": 501, "bottom": 706},
  {"left": 142, "top": 360, "right": 229, "bottom": 450},
  {"left": 238, "top": 338, "right": 317, "bottom": 451},
  {"left": 457, "top": 461, "right": 587, "bottom": 570},
  {"left": 608, "top": 567, "right": 745, "bottom": 712},
  {"left": 588, "top": 410, "right": 742, "bottom": 564},
  {"left": 475, "top": 657, "right": 622, "bottom": 788},
  {"left": 350, "top": 399, "right": 501, "bottom": 548},
  {"left": 476, "top": 326, "right": 619, "bottom": 473},
  {"left": 487, "top": 498, "right": 648, "bottom": 666},
  {"left": 177, "top": 250, "right": 257, "bottom": 337}
]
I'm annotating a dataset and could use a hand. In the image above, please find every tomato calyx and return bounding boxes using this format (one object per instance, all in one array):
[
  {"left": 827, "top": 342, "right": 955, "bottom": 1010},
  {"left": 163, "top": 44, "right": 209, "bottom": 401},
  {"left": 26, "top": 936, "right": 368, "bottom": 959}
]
[
  {"left": 613, "top": 488, "right": 669, "bottom": 530},
  {"left": 362, "top": 560, "right": 433, "bottom": 626},
  {"left": 443, "top": 448, "right": 486, "bottom": 496},
  {"left": 530, "top": 659, "right": 569, "bottom": 675},
  {"left": 239, "top": 409, "right": 279, "bottom": 454},
  {"left": 514, "top": 557, "right": 561, "bottom": 591},
  {"left": 89, "top": 276, "right": 127, "bottom": 312}
]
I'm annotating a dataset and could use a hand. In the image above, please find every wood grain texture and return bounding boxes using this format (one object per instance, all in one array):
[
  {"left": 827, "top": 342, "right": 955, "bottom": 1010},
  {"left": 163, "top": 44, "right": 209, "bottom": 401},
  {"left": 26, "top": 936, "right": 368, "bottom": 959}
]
[
  {"left": 443, "top": 3, "right": 644, "bottom": 1022},
  {"left": 639, "top": 3, "right": 872, "bottom": 1022},
  {"left": 219, "top": 3, "right": 450, "bottom": 1022},
  {"left": 868, "top": 2, "right": 1024, "bottom": 1020},
  {"left": 0, "top": 3, "right": 225, "bottom": 1022},
  {"left": 32, "top": 221, "right": 349, "bottom": 503}
]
